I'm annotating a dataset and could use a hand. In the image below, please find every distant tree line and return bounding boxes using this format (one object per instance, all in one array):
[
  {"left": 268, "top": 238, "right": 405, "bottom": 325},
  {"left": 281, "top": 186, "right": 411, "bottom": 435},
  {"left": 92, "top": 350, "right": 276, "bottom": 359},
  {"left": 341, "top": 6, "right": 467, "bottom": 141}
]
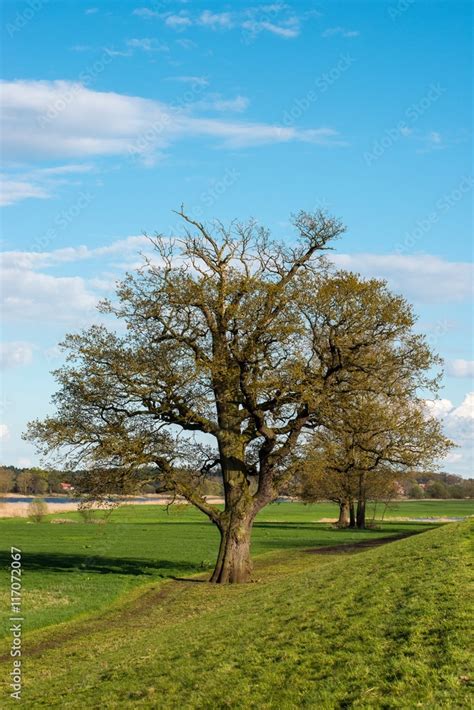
[
  {"left": 404, "top": 472, "right": 474, "bottom": 500},
  {"left": 0, "top": 467, "right": 72, "bottom": 495},
  {"left": 0, "top": 465, "right": 225, "bottom": 497},
  {"left": 2, "top": 464, "right": 470, "bottom": 504},
  {"left": 292, "top": 465, "right": 473, "bottom": 525}
]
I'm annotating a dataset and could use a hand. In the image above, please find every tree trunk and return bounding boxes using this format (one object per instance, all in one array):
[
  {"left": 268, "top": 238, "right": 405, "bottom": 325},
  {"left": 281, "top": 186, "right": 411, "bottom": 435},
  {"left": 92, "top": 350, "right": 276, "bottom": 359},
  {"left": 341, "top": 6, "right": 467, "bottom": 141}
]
[
  {"left": 337, "top": 499, "right": 350, "bottom": 527},
  {"left": 356, "top": 498, "right": 366, "bottom": 529},
  {"left": 356, "top": 472, "right": 367, "bottom": 528},
  {"left": 349, "top": 500, "right": 356, "bottom": 528},
  {"left": 210, "top": 515, "right": 253, "bottom": 584}
]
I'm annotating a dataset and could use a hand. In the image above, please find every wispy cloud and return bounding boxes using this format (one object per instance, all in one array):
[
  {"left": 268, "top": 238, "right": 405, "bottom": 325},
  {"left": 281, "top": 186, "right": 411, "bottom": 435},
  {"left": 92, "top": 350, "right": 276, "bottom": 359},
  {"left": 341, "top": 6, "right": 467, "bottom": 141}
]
[
  {"left": 242, "top": 19, "right": 300, "bottom": 39},
  {"left": 0, "top": 164, "right": 93, "bottom": 206},
  {"left": 426, "top": 392, "right": 474, "bottom": 475},
  {"left": 1, "top": 236, "right": 150, "bottom": 270},
  {"left": 132, "top": 7, "right": 159, "bottom": 19},
  {"left": 425, "top": 392, "right": 474, "bottom": 474},
  {"left": 166, "top": 75, "right": 209, "bottom": 87},
  {"left": 3, "top": 236, "right": 472, "bottom": 329},
  {"left": 134, "top": 6, "right": 304, "bottom": 40},
  {"left": 198, "top": 10, "right": 233, "bottom": 29},
  {"left": 322, "top": 27, "right": 360, "bottom": 38},
  {"left": 332, "top": 252, "right": 474, "bottom": 303},
  {"left": 194, "top": 95, "right": 250, "bottom": 113},
  {"left": 176, "top": 38, "right": 197, "bottom": 49},
  {"left": 126, "top": 38, "right": 169, "bottom": 52},
  {"left": 165, "top": 13, "right": 193, "bottom": 29},
  {"left": 447, "top": 360, "right": 474, "bottom": 378},
  {"left": 0, "top": 178, "right": 50, "bottom": 207},
  {"left": 0, "top": 80, "right": 342, "bottom": 168},
  {"left": 0, "top": 342, "right": 34, "bottom": 368},
  {"left": 0, "top": 236, "right": 153, "bottom": 323},
  {"left": 1, "top": 268, "right": 98, "bottom": 322}
]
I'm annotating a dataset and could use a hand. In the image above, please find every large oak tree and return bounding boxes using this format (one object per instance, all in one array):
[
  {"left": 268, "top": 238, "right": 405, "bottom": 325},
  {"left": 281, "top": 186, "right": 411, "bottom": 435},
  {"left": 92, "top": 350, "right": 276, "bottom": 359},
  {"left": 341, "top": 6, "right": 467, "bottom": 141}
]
[{"left": 26, "top": 210, "right": 441, "bottom": 582}]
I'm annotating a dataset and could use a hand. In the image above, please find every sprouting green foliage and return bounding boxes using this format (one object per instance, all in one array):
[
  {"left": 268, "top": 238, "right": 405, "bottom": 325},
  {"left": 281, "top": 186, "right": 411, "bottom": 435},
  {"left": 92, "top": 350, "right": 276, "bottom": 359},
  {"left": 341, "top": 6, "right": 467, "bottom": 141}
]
[
  {"left": 24, "top": 209, "right": 446, "bottom": 581},
  {"left": 295, "top": 394, "right": 452, "bottom": 514}
]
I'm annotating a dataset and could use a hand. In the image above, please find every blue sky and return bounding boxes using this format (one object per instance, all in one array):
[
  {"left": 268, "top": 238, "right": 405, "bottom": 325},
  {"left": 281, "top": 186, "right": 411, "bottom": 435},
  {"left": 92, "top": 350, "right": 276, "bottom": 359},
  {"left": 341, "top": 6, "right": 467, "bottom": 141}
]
[{"left": 0, "top": 0, "right": 472, "bottom": 475}]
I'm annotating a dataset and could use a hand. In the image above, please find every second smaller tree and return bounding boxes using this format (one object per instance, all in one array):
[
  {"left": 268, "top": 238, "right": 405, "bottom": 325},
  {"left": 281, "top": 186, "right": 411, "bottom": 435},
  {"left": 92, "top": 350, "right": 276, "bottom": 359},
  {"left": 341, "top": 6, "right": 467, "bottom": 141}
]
[{"left": 296, "top": 393, "right": 452, "bottom": 528}]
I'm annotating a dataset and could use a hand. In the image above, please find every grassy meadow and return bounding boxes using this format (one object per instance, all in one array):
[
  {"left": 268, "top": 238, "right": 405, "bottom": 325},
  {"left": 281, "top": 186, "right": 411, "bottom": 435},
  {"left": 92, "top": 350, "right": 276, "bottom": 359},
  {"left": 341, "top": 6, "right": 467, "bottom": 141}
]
[
  {"left": 0, "top": 501, "right": 472, "bottom": 707},
  {"left": 1, "top": 500, "right": 472, "bottom": 637}
]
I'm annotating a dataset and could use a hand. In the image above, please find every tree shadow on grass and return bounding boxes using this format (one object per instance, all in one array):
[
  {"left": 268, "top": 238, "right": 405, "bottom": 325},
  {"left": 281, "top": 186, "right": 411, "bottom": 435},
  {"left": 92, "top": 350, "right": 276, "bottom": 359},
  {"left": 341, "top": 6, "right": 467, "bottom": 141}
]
[
  {"left": 253, "top": 521, "right": 436, "bottom": 533},
  {"left": 0, "top": 550, "right": 200, "bottom": 577},
  {"left": 252, "top": 521, "right": 436, "bottom": 550}
]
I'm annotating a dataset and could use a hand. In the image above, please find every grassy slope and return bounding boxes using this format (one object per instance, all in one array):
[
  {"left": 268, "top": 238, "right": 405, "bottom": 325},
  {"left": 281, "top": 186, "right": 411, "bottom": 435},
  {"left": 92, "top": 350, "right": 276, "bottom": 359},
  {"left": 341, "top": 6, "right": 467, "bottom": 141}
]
[
  {"left": 2, "top": 501, "right": 458, "bottom": 636},
  {"left": 1, "top": 521, "right": 472, "bottom": 708}
]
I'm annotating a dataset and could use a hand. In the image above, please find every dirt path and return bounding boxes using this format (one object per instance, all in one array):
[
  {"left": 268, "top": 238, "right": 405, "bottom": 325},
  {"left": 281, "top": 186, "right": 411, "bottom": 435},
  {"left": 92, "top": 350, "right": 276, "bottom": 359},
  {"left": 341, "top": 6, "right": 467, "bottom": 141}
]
[{"left": 0, "top": 579, "right": 187, "bottom": 664}]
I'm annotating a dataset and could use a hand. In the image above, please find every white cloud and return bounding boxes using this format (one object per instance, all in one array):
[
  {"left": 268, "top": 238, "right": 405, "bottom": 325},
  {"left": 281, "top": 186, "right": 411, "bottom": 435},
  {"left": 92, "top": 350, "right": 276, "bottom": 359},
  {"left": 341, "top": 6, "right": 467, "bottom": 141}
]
[
  {"left": 126, "top": 38, "right": 168, "bottom": 52},
  {"left": 211, "top": 96, "right": 250, "bottom": 113},
  {"left": 165, "top": 14, "right": 193, "bottom": 28},
  {"left": 137, "top": 6, "right": 302, "bottom": 39},
  {"left": 0, "top": 178, "right": 50, "bottom": 206},
  {"left": 1, "top": 236, "right": 150, "bottom": 270},
  {"left": 198, "top": 11, "right": 233, "bottom": 29},
  {"left": 195, "top": 95, "right": 250, "bottom": 113},
  {"left": 242, "top": 19, "right": 299, "bottom": 39},
  {"left": 1, "top": 268, "right": 98, "bottom": 322},
  {"left": 425, "top": 398, "right": 453, "bottom": 418},
  {"left": 332, "top": 253, "right": 474, "bottom": 303},
  {"left": 0, "top": 80, "right": 342, "bottom": 165},
  {"left": 176, "top": 38, "right": 197, "bottom": 50},
  {"left": 0, "top": 342, "right": 34, "bottom": 368},
  {"left": 0, "top": 235, "right": 158, "bottom": 323},
  {"left": 132, "top": 8, "right": 159, "bottom": 19},
  {"left": 444, "top": 451, "right": 463, "bottom": 463},
  {"left": 179, "top": 117, "right": 338, "bottom": 148},
  {"left": 0, "top": 424, "right": 10, "bottom": 441},
  {"left": 35, "top": 163, "right": 94, "bottom": 176},
  {"left": 1, "top": 164, "right": 94, "bottom": 206},
  {"left": 452, "top": 392, "right": 474, "bottom": 420},
  {"left": 166, "top": 75, "right": 209, "bottom": 87},
  {"left": 425, "top": 392, "right": 474, "bottom": 475},
  {"left": 447, "top": 359, "right": 474, "bottom": 378},
  {"left": 322, "top": 27, "right": 360, "bottom": 38}
]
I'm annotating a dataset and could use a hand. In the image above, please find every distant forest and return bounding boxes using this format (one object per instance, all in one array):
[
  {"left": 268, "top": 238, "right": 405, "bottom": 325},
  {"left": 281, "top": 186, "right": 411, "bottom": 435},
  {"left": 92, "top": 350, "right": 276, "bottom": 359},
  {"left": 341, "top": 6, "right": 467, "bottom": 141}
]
[{"left": 0, "top": 466, "right": 472, "bottom": 500}]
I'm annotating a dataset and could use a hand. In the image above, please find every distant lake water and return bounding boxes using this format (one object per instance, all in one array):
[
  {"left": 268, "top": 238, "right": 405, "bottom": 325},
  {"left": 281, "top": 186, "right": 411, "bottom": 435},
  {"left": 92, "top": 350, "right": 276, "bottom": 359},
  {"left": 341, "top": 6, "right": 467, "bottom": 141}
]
[
  {"left": 1, "top": 496, "right": 76, "bottom": 504},
  {"left": 0, "top": 496, "right": 152, "bottom": 504}
]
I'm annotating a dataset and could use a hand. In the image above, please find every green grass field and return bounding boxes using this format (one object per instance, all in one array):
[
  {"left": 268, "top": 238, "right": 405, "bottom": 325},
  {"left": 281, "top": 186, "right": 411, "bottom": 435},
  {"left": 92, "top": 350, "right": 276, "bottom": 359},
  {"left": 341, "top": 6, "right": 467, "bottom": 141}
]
[
  {"left": 2, "top": 500, "right": 472, "bottom": 637},
  {"left": 0, "top": 501, "right": 472, "bottom": 707}
]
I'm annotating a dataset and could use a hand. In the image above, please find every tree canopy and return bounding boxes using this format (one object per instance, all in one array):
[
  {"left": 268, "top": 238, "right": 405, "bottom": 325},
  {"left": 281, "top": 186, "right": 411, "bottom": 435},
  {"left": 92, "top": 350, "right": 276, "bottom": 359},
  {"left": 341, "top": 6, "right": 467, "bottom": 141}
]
[
  {"left": 294, "top": 393, "right": 452, "bottom": 527},
  {"left": 26, "top": 209, "right": 446, "bottom": 582}
]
